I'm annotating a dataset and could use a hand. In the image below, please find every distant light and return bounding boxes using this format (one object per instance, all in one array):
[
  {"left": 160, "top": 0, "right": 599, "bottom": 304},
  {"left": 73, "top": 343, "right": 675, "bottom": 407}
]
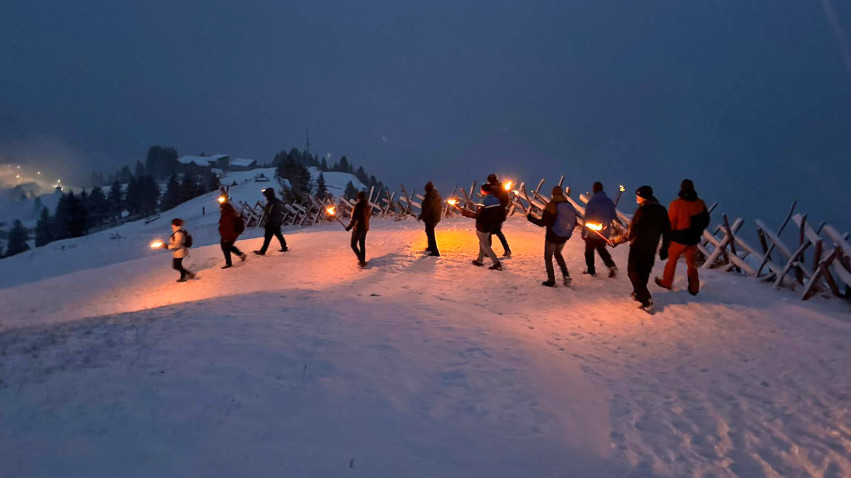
[{"left": 37, "top": 171, "right": 41, "bottom": 175}]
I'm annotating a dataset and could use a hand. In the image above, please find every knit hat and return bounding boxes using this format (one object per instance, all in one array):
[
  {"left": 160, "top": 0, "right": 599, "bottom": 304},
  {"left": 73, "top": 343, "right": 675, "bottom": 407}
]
[
  {"left": 592, "top": 181, "right": 603, "bottom": 193},
  {"left": 424, "top": 181, "right": 434, "bottom": 192},
  {"left": 680, "top": 179, "right": 695, "bottom": 192},
  {"left": 263, "top": 188, "right": 276, "bottom": 200},
  {"left": 551, "top": 186, "right": 565, "bottom": 197},
  {"left": 635, "top": 185, "right": 654, "bottom": 199},
  {"left": 487, "top": 174, "right": 498, "bottom": 184}
]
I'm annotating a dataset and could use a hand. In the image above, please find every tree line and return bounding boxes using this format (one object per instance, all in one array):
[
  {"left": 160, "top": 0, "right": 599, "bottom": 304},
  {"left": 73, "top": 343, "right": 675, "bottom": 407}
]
[{"left": 271, "top": 147, "right": 386, "bottom": 203}]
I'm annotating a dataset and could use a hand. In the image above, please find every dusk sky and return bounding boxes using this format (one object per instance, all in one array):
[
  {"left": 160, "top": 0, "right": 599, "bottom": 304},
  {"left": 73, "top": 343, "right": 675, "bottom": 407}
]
[{"left": 2, "top": 0, "right": 849, "bottom": 228}]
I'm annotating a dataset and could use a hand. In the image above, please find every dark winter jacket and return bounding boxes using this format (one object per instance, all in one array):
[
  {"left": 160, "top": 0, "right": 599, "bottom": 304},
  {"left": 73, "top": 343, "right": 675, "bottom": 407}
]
[
  {"left": 263, "top": 197, "right": 284, "bottom": 227},
  {"left": 668, "top": 190, "right": 709, "bottom": 246},
  {"left": 612, "top": 197, "right": 671, "bottom": 257},
  {"left": 527, "top": 194, "right": 576, "bottom": 244},
  {"left": 492, "top": 184, "right": 510, "bottom": 210},
  {"left": 462, "top": 194, "right": 504, "bottom": 233},
  {"left": 218, "top": 203, "right": 242, "bottom": 242},
  {"left": 347, "top": 200, "right": 371, "bottom": 233},
  {"left": 584, "top": 191, "right": 617, "bottom": 238},
  {"left": 419, "top": 189, "right": 443, "bottom": 225}
]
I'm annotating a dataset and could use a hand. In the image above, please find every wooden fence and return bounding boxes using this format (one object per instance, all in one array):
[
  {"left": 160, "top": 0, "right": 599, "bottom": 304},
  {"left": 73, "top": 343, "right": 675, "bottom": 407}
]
[{"left": 243, "top": 178, "right": 850, "bottom": 302}]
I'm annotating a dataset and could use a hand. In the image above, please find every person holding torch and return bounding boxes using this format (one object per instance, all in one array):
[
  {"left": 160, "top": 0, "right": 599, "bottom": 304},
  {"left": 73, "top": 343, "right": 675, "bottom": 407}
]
[
  {"left": 526, "top": 186, "right": 576, "bottom": 287},
  {"left": 609, "top": 186, "right": 671, "bottom": 314},
  {"left": 151, "top": 218, "right": 196, "bottom": 282},
  {"left": 346, "top": 191, "right": 371, "bottom": 268},
  {"left": 459, "top": 184, "right": 504, "bottom": 271},
  {"left": 418, "top": 181, "right": 442, "bottom": 257},
  {"left": 583, "top": 182, "right": 619, "bottom": 278},
  {"left": 218, "top": 195, "right": 247, "bottom": 269}
]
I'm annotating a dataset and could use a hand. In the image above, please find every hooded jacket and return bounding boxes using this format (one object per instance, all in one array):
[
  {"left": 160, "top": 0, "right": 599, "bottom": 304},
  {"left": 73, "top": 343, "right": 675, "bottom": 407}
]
[
  {"left": 668, "top": 188, "right": 709, "bottom": 246},
  {"left": 263, "top": 197, "right": 284, "bottom": 227}
]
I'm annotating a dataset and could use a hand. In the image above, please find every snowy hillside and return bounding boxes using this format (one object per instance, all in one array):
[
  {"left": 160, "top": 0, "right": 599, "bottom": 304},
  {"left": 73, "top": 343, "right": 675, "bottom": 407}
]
[{"left": 1, "top": 202, "right": 850, "bottom": 477}]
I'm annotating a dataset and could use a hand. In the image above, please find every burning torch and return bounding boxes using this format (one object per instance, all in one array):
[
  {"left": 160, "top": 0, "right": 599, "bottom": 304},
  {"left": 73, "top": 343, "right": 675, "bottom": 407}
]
[
  {"left": 446, "top": 198, "right": 460, "bottom": 210},
  {"left": 217, "top": 195, "right": 227, "bottom": 204},
  {"left": 503, "top": 180, "right": 513, "bottom": 192},
  {"left": 149, "top": 239, "right": 165, "bottom": 249},
  {"left": 584, "top": 222, "right": 613, "bottom": 246},
  {"left": 325, "top": 205, "right": 346, "bottom": 228},
  {"left": 614, "top": 184, "right": 626, "bottom": 207}
]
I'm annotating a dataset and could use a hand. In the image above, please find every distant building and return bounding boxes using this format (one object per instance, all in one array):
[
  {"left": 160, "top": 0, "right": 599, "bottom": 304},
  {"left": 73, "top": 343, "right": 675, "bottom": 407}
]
[
  {"left": 229, "top": 158, "right": 259, "bottom": 171},
  {"left": 176, "top": 154, "right": 259, "bottom": 174},
  {"left": 177, "top": 154, "right": 229, "bottom": 175}
]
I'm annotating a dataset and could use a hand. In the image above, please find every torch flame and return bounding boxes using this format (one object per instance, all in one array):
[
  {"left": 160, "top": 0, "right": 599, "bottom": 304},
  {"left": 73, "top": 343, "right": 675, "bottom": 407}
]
[
  {"left": 150, "top": 240, "right": 164, "bottom": 249},
  {"left": 217, "top": 195, "right": 227, "bottom": 204},
  {"left": 447, "top": 199, "right": 458, "bottom": 206},
  {"left": 326, "top": 206, "right": 336, "bottom": 215},
  {"left": 503, "top": 181, "right": 513, "bottom": 191},
  {"left": 619, "top": 185, "right": 625, "bottom": 192},
  {"left": 585, "top": 222, "right": 604, "bottom": 231}
]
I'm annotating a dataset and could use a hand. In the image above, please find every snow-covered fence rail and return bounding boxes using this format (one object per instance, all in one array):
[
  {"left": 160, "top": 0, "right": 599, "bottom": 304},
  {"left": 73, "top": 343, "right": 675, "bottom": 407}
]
[{"left": 697, "top": 201, "right": 851, "bottom": 300}]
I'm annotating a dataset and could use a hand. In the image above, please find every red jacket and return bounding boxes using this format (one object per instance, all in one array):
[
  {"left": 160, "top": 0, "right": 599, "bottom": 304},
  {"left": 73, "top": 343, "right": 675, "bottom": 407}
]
[{"left": 219, "top": 203, "right": 242, "bottom": 242}]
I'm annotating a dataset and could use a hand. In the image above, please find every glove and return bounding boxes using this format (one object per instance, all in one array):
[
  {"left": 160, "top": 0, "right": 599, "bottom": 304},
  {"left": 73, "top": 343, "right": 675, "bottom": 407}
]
[
  {"left": 659, "top": 248, "right": 669, "bottom": 261},
  {"left": 345, "top": 225, "right": 353, "bottom": 232}
]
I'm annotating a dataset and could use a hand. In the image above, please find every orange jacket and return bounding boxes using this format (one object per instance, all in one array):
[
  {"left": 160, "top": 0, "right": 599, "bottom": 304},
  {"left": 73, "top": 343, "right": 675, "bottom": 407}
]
[{"left": 668, "top": 197, "right": 709, "bottom": 245}]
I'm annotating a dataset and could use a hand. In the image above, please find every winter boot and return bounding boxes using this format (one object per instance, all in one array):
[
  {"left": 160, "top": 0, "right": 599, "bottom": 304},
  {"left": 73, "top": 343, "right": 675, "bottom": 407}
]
[
  {"left": 654, "top": 277, "right": 672, "bottom": 290},
  {"left": 471, "top": 260, "right": 484, "bottom": 267},
  {"left": 239, "top": 253, "right": 247, "bottom": 261},
  {"left": 639, "top": 299, "right": 655, "bottom": 315},
  {"left": 221, "top": 264, "right": 233, "bottom": 269},
  {"left": 563, "top": 276, "right": 573, "bottom": 287},
  {"left": 488, "top": 262, "right": 503, "bottom": 271},
  {"left": 541, "top": 280, "right": 556, "bottom": 287},
  {"left": 608, "top": 266, "right": 618, "bottom": 279},
  {"left": 502, "top": 250, "right": 512, "bottom": 259},
  {"left": 688, "top": 277, "right": 700, "bottom": 296},
  {"left": 253, "top": 250, "right": 265, "bottom": 256},
  {"left": 176, "top": 277, "right": 188, "bottom": 283},
  {"left": 582, "top": 270, "right": 597, "bottom": 277}
]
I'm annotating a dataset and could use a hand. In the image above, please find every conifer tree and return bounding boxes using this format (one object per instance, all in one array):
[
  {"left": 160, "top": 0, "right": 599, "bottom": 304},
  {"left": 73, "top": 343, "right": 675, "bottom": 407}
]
[
  {"left": 35, "top": 207, "right": 53, "bottom": 247},
  {"left": 5, "top": 220, "right": 29, "bottom": 257}
]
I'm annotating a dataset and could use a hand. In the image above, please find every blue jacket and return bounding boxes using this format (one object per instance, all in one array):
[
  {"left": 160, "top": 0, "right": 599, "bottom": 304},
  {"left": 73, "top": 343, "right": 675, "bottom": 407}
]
[
  {"left": 463, "top": 194, "right": 504, "bottom": 233},
  {"left": 584, "top": 191, "right": 616, "bottom": 238}
]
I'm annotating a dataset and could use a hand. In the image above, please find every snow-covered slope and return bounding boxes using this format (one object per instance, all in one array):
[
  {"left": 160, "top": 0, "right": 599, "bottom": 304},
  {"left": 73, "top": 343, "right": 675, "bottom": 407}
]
[{"left": 1, "top": 195, "right": 850, "bottom": 476}]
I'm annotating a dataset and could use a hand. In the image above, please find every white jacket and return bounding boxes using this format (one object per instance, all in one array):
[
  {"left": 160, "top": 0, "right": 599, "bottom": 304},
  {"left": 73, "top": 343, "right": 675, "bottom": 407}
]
[{"left": 168, "top": 230, "right": 187, "bottom": 258}]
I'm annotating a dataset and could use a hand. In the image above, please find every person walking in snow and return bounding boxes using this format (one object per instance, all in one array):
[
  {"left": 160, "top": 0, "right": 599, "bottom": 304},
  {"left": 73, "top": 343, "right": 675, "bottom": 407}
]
[
  {"left": 486, "top": 173, "right": 512, "bottom": 258},
  {"left": 655, "top": 179, "right": 710, "bottom": 295},
  {"left": 346, "top": 190, "right": 371, "bottom": 268},
  {"left": 254, "top": 187, "right": 288, "bottom": 255},
  {"left": 460, "top": 184, "right": 504, "bottom": 271},
  {"left": 527, "top": 186, "right": 576, "bottom": 287},
  {"left": 218, "top": 198, "right": 247, "bottom": 269},
  {"left": 610, "top": 186, "right": 671, "bottom": 313},
  {"left": 583, "top": 182, "right": 618, "bottom": 278},
  {"left": 164, "top": 218, "right": 196, "bottom": 282},
  {"left": 418, "top": 181, "right": 442, "bottom": 257}
]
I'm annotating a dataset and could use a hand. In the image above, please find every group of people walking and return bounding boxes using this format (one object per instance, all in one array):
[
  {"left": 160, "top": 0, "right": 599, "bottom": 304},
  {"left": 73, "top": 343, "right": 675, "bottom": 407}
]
[
  {"left": 415, "top": 175, "right": 709, "bottom": 314},
  {"left": 158, "top": 176, "right": 709, "bottom": 314}
]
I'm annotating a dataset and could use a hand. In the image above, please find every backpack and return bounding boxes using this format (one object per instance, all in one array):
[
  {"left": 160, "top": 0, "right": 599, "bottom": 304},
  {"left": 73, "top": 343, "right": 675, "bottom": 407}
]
[
  {"left": 234, "top": 214, "right": 246, "bottom": 235},
  {"left": 552, "top": 202, "right": 577, "bottom": 239},
  {"left": 182, "top": 230, "right": 194, "bottom": 248}
]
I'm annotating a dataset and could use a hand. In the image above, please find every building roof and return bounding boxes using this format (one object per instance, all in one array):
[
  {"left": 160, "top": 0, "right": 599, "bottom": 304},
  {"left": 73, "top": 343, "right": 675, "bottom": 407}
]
[
  {"left": 230, "top": 158, "right": 258, "bottom": 168},
  {"left": 177, "top": 154, "right": 228, "bottom": 166}
]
